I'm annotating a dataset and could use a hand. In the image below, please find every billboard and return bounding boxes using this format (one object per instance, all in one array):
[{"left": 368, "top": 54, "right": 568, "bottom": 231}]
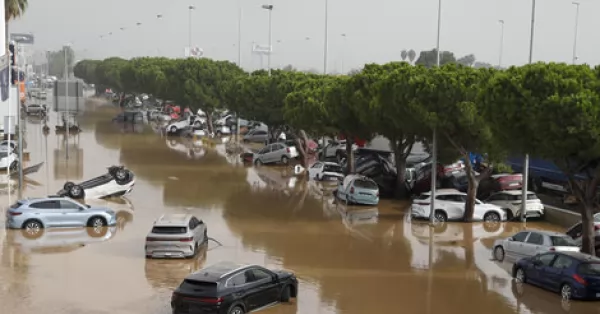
[{"left": 53, "top": 80, "right": 85, "bottom": 112}]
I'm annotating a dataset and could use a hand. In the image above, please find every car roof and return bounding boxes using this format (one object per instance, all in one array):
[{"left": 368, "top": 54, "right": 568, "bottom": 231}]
[
  {"left": 154, "top": 214, "right": 193, "bottom": 226},
  {"left": 187, "top": 262, "right": 251, "bottom": 282},
  {"left": 521, "top": 230, "right": 566, "bottom": 237},
  {"left": 556, "top": 251, "right": 600, "bottom": 262},
  {"left": 423, "top": 189, "right": 463, "bottom": 196},
  {"left": 19, "top": 196, "right": 72, "bottom": 204}
]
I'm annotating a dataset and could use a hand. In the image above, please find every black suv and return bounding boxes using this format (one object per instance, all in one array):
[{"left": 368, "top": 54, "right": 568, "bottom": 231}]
[{"left": 171, "top": 261, "right": 298, "bottom": 314}]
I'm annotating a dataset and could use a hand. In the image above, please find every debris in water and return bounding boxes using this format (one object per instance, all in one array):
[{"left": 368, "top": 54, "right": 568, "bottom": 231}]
[{"left": 168, "top": 176, "right": 179, "bottom": 180}]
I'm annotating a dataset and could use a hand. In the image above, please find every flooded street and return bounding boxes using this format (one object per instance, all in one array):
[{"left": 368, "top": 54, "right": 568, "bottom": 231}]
[{"left": 0, "top": 103, "right": 599, "bottom": 314}]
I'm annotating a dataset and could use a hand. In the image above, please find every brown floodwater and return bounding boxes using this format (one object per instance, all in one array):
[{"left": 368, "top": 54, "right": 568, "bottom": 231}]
[{"left": 0, "top": 102, "right": 599, "bottom": 314}]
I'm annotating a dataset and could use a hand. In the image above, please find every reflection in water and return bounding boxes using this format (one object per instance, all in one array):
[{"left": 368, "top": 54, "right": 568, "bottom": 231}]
[
  {"left": 53, "top": 133, "right": 84, "bottom": 180},
  {"left": 2, "top": 104, "right": 599, "bottom": 314}
]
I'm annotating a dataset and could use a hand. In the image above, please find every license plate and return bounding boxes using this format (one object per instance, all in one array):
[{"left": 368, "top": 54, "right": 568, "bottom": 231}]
[
  {"left": 509, "top": 183, "right": 519, "bottom": 186},
  {"left": 165, "top": 252, "right": 172, "bottom": 256}
]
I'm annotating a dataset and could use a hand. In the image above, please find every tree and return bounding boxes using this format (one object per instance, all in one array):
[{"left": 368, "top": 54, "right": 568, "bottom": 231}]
[
  {"left": 413, "top": 64, "right": 498, "bottom": 220},
  {"left": 481, "top": 63, "right": 600, "bottom": 254},
  {"left": 408, "top": 49, "right": 416, "bottom": 64},
  {"left": 415, "top": 49, "right": 456, "bottom": 68},
  {"left": 474, "top": 61, "right": 494, "bottom": 69},
  {"left": 457, "top": 54, "right": 476, "bottom": 67},
  {"left": 5, "top": 0, "right": 27, "bottom": 41},
  {"left": 401, "top": 50, "right": 408, "bottom": 61}
]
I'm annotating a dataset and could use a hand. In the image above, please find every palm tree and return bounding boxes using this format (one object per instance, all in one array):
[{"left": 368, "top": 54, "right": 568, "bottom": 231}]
[{"left": 5, "top": 0, "right": 28, "bottom": 41}]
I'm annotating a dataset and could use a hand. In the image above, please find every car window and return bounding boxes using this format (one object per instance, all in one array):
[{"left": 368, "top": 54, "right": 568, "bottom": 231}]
[
  {"left": 512, "top": 232, "right": 529, "bottom": 242},
  {"left": 249, "top": 269, "right": 272, "bottom": 282},
  {"left": 151, "top": 226, "right": 187, "bottom": 234},
  {"left": 535, "top": 253, "right": 557, "bottom": 266},
  {"left": 275, "top": 144, "right": 285, "bottom": 151},
  {"left": 578, "top": 263, "right": 600, "bottom": 275},
  {"left": 526, "top": 232, "right": 544, "bottom": 245},
  {"left": 552, "top": 255, "right": 573, "bottom": 269},
  {"left": 550, "top": 236, "right": 578, "bottom": 247},
  {"left": 436, "top": 195, "right": 452, "bottom": 201},
  {"left": 323, "top": 164, "right": 342, "bottom": 173},
  {"left": 311, "top": 163, "right": 323, "bottom": 169},
  {"left": 256, "top": 130, "right": 267, "bottom": 135},
  {"left": 353, "top": 179, "right": 378, "bottom": 190},
  {"left": 59, "top": 200, "right": 81, "bottom": 209},
  {"left": 227, "top": 273, "right": 247, "bottom": 287},
  {"left": 29, "top": 200, "right": 59, "bottom": 209}
]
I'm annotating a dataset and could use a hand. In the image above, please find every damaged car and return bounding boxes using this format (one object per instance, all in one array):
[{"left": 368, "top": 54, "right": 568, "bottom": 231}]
[
  {"left": 57, "top": 165, "right": 135, "bottom": 199},
  {"left": 335, "top": 175, "right": 380, "bottom": 206}
]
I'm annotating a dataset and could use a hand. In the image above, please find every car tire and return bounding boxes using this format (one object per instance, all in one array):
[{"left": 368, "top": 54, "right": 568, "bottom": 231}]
[
  {"left": 21, "top": 220, "right": 44, "bottom": 239},
  {"left": 433, "top": 210, "right": 447, "bottom": 223},
  {"left": 63, "top": 181, "right": 75, "bottom": 192},
  {"left": 69, "top": 184, "right": 85, "bottom": 199},
  {"left": 114, "top": 168, "right": 131, "bottom": 184},
  {"left": 170, "top": 126, "right": 177, "bottom": 133},
  {"left": 228, "top": 305, "right": 245, "bottom": 314},
  {"left": 484, "top": 212, "right": 501, "bottom": 223},
  {"left": 194, "top": 121, "right": 201, "bottom": 127},
  {"left": 560, "top": 283, "right": 573, "bottom": 300},
  {"left": 494, "top": 246, "right": 505, "bottom": 261},
  {"left": 87, "top": 216, "right": 107, "bottom": 228},
  {"left": 9, "top": 161, "right": 18, "bottom": 171},
  {"left": 280, "top": 285, "right": 291, "bottom": 302},
  {"left": 514, "top": 267, "right": 526, "bottom": 283},
  {"left": 87, "top": 224, "right": 109, "bottom": 238},
  {"left": 281, "top": 156, "right": 289, "bottom": 165}
]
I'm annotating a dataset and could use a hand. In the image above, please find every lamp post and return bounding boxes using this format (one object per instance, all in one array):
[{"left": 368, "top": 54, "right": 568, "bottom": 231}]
[
  {"left": 429, "top": 0, "right": 442, "bottom": 225},
  {"left": 498, "top": 20, "right": 504, "bottom": 68},
  {"left": 521, "top": 0, "right": 536, "bottom": 222},
  {"left": 237, "top": 0, "right": 243, "bottom": 67},
  {"left": 64, "top": 43, "right": 71, "bottom": 160},
  {"left": 340, "top": 33, "right": 346, "bottom": 74},
  {"left": 188, "top": 5, "right": 195, "bottom": 54},
  {"left": 323, "top": 0, "right": 329, "bottom": 74},
  {"left": 261, "top": 4, "right": 273, "bottom": 76},
  {"left": 572, "top": 2, "right": 580, "bottom": 64}
]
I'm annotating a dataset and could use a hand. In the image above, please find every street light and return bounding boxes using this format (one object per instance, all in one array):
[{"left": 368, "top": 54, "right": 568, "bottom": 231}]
[
  {"left": 237, "top": 0, "right": 243, "bottom": 67},
  {"left": 429, "top": 0, "right": 442, "bottom": 225},
  {"left": 340, "top": 33, "right": 347, "bottom": 74},
  {"left": 323, "top": 0, "right": 329, "bottom": 74},
  {"left": 189, "top": 5, "right": 196, "bottom": 53},
  {"left": 64, "top": 43, "right": 72, "bottom": 160},
  {"left": 572, "top": 2, "right": 580, "bottom": 64},
  {"left": 261, "top": 4, "right": 273, "bottom": 76},
  {"left": 498, "top": 20, "right": 504, "bottom": 68}
]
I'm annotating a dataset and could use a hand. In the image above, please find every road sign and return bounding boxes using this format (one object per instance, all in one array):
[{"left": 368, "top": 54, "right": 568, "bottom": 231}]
[
  {"left": 252, "top": 44, "right": 272, "bottom": 54},
  {"left": 184, "top": 47, "right": 204, "bottom": 58},
  {"left": 10, "top": 33, "right": 34, "bottom": 45}
]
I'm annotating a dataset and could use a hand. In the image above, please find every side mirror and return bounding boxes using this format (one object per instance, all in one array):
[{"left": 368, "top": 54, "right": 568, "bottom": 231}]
[
  {"left": 532, "top": 260, "right": 543, "bottom": 266},
  {"left": 507, "top": 237, "right": 514, "bottom": 241}
]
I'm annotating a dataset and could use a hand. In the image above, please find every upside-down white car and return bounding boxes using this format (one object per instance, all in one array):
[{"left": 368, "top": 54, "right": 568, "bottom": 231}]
[{"left": 57, "top": 166, "right": 135, "bottom": 199}]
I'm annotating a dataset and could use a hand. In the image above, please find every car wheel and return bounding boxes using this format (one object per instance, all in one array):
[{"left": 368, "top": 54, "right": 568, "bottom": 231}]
[
  {"left": 9, "top": 161, "right": 18, "bottom": 171},
  {"left": 170, "top": 126, "right": 177, "bottom": 133},
  {"left": 87, "top": 224, "right": 109, "bottom": 238},
  {"left": 21, "top": 220, "right": 44, "bottom": 239},
  {"left": 561, "top": 283, "right": 573, "bottom": 300},
  {"left": 69, "top": 184, "right": 85, "bottom": 199},
  {"left": 87, "top": 216, "right": 107, "bottom": 228},
  {"left": 514, "top": 267, "right": 526, "bottom": 283},
  {"left": 63, "top": 181, "right": 75, "bottom": 191},
  {"left": 228, "top": 306, "right": 244, "bottom": 314},
  {"left": 484, "top": 212, "right": 501, "bottom": 223},
  {"left": 433, "top": 210, "right": 447, "bottom": 223},
  {"left": 281, "top": 156, "right": 289, "bottom": 165},
  {"left": 114, "top": 169, "right": 131, "bottom": 184},
  {"left": 280, "top": 285, "right": 292, "bottom": 302},
  {"left": 494, "top": 246, "right": 505, "bottom": 261},
  {"left": 194, "top": 121, "right": 201, "bottom": 127}
]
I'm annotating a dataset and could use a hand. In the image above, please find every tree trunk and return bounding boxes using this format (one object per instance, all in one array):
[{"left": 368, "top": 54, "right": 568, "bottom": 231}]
[
  {"left": 566, "top": 175, "right": 598, "bottom": 256},
  {"left": 345, "top": 136, "right": 355, "bottom": 174},
  {"left": 581, "top": 204, "right": 596, "bottom": 255},
  {"left": 463, "top": 155, "right": 478, "bottom": 222},
  {"left": 389, "top": 136, "right": 413, "bottom": 199},
  {"left": 295, "top": 129, "right": 309, "bottom": 168},
  {"left": 206, "top": 111, "right": 214, "bottom": 134},
  {"left": 464, "top": 222, "right": 474, "bottom": 269}
]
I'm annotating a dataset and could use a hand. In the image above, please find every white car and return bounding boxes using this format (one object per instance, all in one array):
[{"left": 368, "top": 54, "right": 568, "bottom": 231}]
[
  {"left": 492, "top": 230, "right": 579, "bottom": 262},
  {"left": 307, "top": 161, "right": 344, "bottom": 181},
  {"left": 214, "top": 125, "right": 232, "bottom": 137},
  {"left": 166, "top": 118, "right": 190, "bottom": 133},
  {"left": 0, "top": 140, "right": 17, "bottom": 153},
  {"left": 411, "top": 189, "right": 507, "bottom": 222},
  {"left": 485, "top": 190, "right": 544, "bottom": 220},
  {"left": 321, "top": 139, "right": 358, "bottom": 161},
  {"left": 57, "top": 166, "right": 135, "bottom": 199},
  {"left": 0, "top": 152, "right": 18, "bottom": 170}
]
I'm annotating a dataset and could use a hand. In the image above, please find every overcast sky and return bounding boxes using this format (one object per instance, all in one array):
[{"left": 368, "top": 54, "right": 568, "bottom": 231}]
[{"left": 9, "top": 0, "right": 600, "bottom": 72}]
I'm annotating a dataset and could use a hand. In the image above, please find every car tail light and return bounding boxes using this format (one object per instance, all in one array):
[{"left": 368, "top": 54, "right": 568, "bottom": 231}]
[
  {"left": 180, "top": 237, "right": 193, "bottom": 242},
  {"left": 548, "top": 247, "right": 555, "bottom": 251},
  {"left": 286, "top": 147, "right": 290, "bottom": 153},
  {"left": 573, "top": 274, "right": 587, "bottom": 285},
  {"left": 146, "top": 237, "right": 158, "bottom": 242},
  {"left": 595, "top": 225, "right": 600, "bottom": 231},
  {"left": 350, "top": 187, "right": 354, "bottom": 194},
  {"left": 199, "top": 297, "right": 223, "bottom": 304},
  {"left": 8, "top": 212, "right": 22, "bottom": 216}
]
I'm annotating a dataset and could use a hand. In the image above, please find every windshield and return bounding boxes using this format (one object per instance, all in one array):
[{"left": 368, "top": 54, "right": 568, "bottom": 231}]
[
  {"left": 512, "top": 193, "right": 539, "bottom": 201},
  {"left": 151, "top": 226, "right": 187, "bottom": 234},
  {"left": 324, "top": 164, "right": 343, "bottom": 173},
  {"left": 578, "top": 263, "right": 600, "bottom": 275},
  {"left": 353, "top": 179, "right": 378, "bottom": 190},
  {"left": 550, "top": 236, "right": 578, "bottom": 246}
]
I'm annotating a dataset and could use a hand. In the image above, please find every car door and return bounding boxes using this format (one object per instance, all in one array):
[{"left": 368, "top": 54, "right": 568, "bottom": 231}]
[
  {"left": 526, "top": 253, "right": 558, "bottom": 286},
  {"left": 29, "top": 200, "right": 63, "bottom": 227},
  {"left": 245, "top": 268, "right": 279, "bottom": 308},
  {"left": 58, "top": 200, "right": 87, "bottom": 227},
  {"left": 444, "top": 194, "right": 467, "bottom": 220},
  {"left": 523, "top": 232, "right": 545, "bottom": 258},
  {"left": 262, "top": 144, "right": 276, "bottom": 163},
  {"left": 309, "top": 162, "right": 323, "bottom": 179},
  {"left": 545, "top": 255, "right": 573, "bottom": 291},
  {"left": 505, "top": 231, "right": 530, "bottom": 258},
  {"left": 256, "top": 146, "right": 271, "bottom": 163}
]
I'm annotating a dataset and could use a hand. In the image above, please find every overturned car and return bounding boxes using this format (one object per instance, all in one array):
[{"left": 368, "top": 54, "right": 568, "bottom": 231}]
[{"left": 57, "top": 166, "right": 135, "bottom": 199}]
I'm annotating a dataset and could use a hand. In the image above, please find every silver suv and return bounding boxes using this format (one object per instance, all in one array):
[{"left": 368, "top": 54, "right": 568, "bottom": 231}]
[{"left": 145, "top": 214, "right": 207, "bottom": 259}]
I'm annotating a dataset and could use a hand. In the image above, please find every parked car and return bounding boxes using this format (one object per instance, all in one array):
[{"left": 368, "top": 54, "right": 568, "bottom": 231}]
[
  {"left": 166, "top": 118, "right": 191, "bottom": 133},
  {"left": 0, "top": 140, "right": 17, "bottom": 153},
  {"left": 0, "top": 152, "right": 18, "bottom": 170},
  {"left": 145, "top": 214, "right": 207, "bottom": 259},
  {"left": 485, "top": 190, "right": 544, "bottom": 220},
  {"left": 25, "top": 104, "right": 46, "bottom": 116},
  {"left": 410, "top": 161, "right": 466, "bottom": 195},
  {"left": 214, "top": 125, "right": 232, "bottom": 137},
  {"left": 57, "top": 165, "right": 135, "bottom": 199},
  {"left": 321, "top": 139, "right": 357, "bottom": 162},
  {"left": 171, "top": 261, "right": 298, "bottom": 314},
  {"left": 8, "top": 224, "right": 117, "bottom": 247},
  {"left": 335, "top": 174, "right": 380, "bottom": 205},
  {"left": 5, "top": 196, "right": 117, "bottom": 236},
  {"left": 492, "top": 230, "right": 579, "bottom": 262},
  {"left": 512, "top": 251, "right": 600, "bottom": 300},
  {"left": 410, "top": 189, "right": 507, "bottom": 223},
  {"left": 478, "top": 173, "right": 523, "bottom": 199},
  {"left": 253, "top": 143, "right": 298, "bottom": 165},
  {"left": 307, "top": 161, "right": 344, "bottom": 181},
  {"left": 243, "top": 129, "right": 269, "bottom": 143},
  {"left": 565, "top": 213, "right": 600, "bottom": 255}
]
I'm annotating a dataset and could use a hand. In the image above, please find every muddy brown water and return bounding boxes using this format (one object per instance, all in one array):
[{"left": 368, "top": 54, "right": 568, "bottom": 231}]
[{"left": 0, "top": 104, "right": 598, "bottom": 314}]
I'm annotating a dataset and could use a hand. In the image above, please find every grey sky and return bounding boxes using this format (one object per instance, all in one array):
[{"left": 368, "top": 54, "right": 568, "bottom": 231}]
[{"left": 9, "top": 0, "right": 600, "bottom": 72}]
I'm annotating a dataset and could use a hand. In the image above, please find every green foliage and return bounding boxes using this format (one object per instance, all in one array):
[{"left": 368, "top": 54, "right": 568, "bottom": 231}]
[
  {"left": 284, "top": 75, "right": 337, "bottom": 135},
  {"left": 415, "top": 49, "right": 456, "bottom": 68}
]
